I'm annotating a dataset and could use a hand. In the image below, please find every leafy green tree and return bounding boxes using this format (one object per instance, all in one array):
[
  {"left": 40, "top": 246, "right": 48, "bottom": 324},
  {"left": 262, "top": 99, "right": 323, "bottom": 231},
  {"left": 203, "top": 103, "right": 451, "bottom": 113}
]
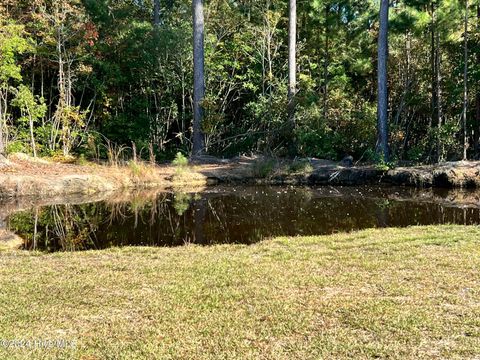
[
  {"left": 1, "top": 0, "right": 479, "bottom": 162},
  {"left": 11, "top": 84, "right": 47, "bottom": 157},
  {"left": 0, "top": 21, "right": 33, "bottom": 155}
]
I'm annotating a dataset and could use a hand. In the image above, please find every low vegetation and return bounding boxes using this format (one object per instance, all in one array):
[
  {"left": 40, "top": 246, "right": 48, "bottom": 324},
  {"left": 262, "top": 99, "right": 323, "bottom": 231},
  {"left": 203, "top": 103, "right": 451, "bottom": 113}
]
[
  {"left": 172, "top": 152, "right": 189, "bottom": 172},
  {"left": 248, "top": 158, "right": 316, "bottom": 179},
  {"left": 0, "top": 226, "right": 479, "bottom": 359},
  {"left": 169, "top": 152, "right": 207, "bottom": 187},
  {"left": 287, "top": 159, "right": 314, "bottom": 174},
  {"left": 249, "top": 158, "right": 276, "bottom": 178}
]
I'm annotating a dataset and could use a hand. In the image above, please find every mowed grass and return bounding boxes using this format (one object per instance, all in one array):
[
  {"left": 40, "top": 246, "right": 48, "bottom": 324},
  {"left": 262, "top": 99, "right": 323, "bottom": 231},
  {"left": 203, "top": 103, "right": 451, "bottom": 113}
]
[{"left": 0, "top": 226, "right": 479, "bottom": 360}]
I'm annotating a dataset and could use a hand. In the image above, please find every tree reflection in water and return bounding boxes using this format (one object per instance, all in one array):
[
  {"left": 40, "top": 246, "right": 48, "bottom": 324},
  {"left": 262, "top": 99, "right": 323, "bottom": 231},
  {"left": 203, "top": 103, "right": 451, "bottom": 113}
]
[{"left": 6, "top": 186, "right": 480, "bottom": 252}]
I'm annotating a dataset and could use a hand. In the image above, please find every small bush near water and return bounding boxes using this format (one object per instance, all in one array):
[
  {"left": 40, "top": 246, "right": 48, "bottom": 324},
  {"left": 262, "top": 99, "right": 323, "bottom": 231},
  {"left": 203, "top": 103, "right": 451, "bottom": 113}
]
[
  {"left": 172, "top": 152, "right": 189, "bottom": 171},
  {"left": 250, "top": 158, "right": 276, "bottom": 178}
]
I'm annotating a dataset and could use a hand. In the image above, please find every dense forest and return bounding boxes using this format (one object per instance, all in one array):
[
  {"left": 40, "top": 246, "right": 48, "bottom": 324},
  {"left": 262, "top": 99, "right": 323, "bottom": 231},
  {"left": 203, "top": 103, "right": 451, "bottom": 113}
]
[{"left": 0, "top": 0, "right": 479, "bottom": 163}]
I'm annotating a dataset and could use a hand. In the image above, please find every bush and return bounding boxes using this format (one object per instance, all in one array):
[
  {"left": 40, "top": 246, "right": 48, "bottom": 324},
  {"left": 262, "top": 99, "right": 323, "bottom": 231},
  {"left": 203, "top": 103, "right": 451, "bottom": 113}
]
[
  {"left": 288, "top": 159, "right": 314, "bottom": 174},
  {"left": 6, "top": 141, "right": 27, "bottom": 155},
  {"left": 250, "top": 158, "right": 275, "bottom": 178},
  {"left": 172, "top": 152, "right": 188, "bottom": 168}
]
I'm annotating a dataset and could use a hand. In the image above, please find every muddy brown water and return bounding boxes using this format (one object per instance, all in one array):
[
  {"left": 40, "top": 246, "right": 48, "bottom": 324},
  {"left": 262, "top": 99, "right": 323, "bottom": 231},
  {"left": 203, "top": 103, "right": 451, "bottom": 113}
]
[{"left": 4, "top": 186, "right": 480, "bottom": 252}]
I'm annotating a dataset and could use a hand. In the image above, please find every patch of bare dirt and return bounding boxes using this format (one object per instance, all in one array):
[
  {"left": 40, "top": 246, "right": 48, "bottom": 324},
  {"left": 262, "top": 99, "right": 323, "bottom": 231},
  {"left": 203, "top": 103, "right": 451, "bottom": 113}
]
[{"left": 0, "top": 229, "right": 23, "bottom": 250}]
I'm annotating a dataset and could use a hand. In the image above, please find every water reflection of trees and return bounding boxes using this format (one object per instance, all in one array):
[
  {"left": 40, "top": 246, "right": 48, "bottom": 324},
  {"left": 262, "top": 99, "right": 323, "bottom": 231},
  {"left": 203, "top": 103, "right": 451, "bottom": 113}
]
[{"left": 7, "top": 187, "right": 480, "bottom": 252}]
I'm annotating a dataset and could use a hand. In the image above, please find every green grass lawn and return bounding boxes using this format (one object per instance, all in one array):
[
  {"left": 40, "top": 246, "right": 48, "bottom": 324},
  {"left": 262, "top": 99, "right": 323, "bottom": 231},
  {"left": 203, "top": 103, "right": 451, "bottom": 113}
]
[{"left": 0, "top": 225, "right": 479, "bottom": 359}]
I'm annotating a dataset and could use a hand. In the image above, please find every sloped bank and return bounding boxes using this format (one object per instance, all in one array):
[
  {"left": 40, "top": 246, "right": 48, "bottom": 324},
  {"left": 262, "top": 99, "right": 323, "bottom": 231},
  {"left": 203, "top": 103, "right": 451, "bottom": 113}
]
[
  {"left": 0, "top": 155, "right": 208, "bottom": 199},
  {"left": 0, "top": 174, "right": 119, "bottom": 198},
  {"left": 201, "top": 158, "right": 480, "bottom": 188},
  {"left": 308, "top": 161, "right": 480, "bottom": 188},
  {"left": 385, "top": 161, "right": 480, "bottom": 188},
  {"left": 0, "top": 172, "right": 209, "bottom": 199},
  {"left": 1, "top": 156, "right": 480, "bottom": 201}
]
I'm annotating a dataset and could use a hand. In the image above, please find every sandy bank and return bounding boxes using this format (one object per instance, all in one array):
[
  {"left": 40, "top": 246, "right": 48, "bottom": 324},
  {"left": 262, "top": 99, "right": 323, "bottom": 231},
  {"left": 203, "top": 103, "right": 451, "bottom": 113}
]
[{"left": 1, "top": 155, "right": 479, "bottom": 200}]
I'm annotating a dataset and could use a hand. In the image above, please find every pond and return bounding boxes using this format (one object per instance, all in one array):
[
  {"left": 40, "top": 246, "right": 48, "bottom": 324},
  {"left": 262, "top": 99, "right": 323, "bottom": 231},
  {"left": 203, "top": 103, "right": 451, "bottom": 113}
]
[{"left": 4, "top": 186, "right": 480, "bottom": 252}]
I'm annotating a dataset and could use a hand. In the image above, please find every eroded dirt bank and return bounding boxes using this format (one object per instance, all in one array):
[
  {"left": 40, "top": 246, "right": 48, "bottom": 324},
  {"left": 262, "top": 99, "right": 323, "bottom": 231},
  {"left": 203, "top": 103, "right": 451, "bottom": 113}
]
[
  {"left": 1, "top": 155, "right": 480, "bottom": 201},
  {"left": 197, "top": 157, "right": 480, "bottom": 188},
  {"left": 0, "top": 155, "right": 207, "bottom": 199}
]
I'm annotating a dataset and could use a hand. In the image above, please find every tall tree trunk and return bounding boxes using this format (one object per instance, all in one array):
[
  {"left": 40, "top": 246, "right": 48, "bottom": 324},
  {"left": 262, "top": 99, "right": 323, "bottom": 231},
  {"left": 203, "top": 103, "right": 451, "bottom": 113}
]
[
  {"left": 435, "top": 11, "right": 443, "bottom": 162},
  {"left": 288, "top": 0, "right": 296, "bottom": 126},
  {"left": 56, "top": 23, "right": 66, "bottom": 155},
  {"left": 285, "top": 0, "right": 297, "bottom": 155},
  {"left": 462, "top": 0, "right": 468, "bottom": 160},
  {"left": 430, "top": 3, "right": 437, "bottom": 129},
  {"left": 153, "top": 0, "right": 161, "bottom": 27},
  {"left": 430, "top": 2, "right": 443, "bottom": 162},
  {"left": 192, "top": 0, "right": 205, "bottom": 155},
  {"left": 377, "top": 0, "right": 389, "bottom": 162},
  {"left": 436, "top": 24, "right": 443, "bottom": 161},
  {"left": 475, "top": 4, "right": 480, "bottom": 157},
  {"left": 323, "top": 4, "right": 329, "bottom": 122}
]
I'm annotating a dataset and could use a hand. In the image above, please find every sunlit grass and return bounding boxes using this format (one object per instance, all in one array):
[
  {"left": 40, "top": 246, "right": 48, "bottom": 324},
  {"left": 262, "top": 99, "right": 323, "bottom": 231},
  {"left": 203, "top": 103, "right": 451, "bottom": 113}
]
[{"left": 0, "top": 225, "right": 479, "bottom": 359}]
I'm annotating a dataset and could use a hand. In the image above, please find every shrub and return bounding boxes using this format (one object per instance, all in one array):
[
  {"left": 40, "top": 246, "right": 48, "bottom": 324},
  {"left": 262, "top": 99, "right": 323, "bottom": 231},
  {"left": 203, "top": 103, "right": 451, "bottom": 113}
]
[
  {"left": 172, "top": 152, "right": 188, "bottom": 168},
  {"left": 6, "top": 141, "right": 27, "bottom": 155},
  {"left": 250, "top": 158, "right": 275, "bottom": 178},
  {"left": 76, "top": 154, "right": 88, "bottom": 166},
  {"left": 288, "top": 159, "right": 314, "bottom": 174}
]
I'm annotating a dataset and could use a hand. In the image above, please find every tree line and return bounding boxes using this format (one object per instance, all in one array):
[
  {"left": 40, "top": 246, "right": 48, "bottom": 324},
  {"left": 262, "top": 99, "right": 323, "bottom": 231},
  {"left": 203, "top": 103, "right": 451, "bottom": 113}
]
[{"left": 0, "top": 0, "right": 479, "bottom": 163}]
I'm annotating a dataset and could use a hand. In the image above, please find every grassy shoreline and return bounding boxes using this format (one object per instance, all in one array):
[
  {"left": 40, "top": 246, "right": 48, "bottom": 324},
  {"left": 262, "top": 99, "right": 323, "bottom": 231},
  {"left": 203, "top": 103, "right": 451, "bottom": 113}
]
[{"left": 0, "top": 225, "right": 479, "bottom": 359}]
